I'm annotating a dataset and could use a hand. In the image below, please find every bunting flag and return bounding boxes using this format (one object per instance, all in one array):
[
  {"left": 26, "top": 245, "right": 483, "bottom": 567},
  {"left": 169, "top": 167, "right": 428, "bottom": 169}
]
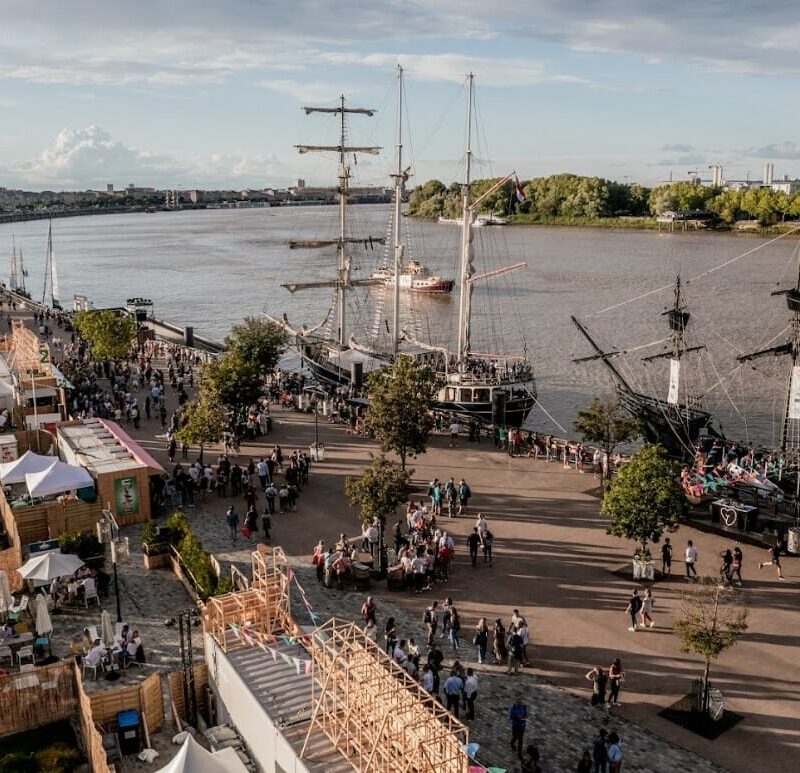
[
  {"left": 287, "top": 567, "right": 295, "bottom": 581},
  {"left": 465, "top": 743, "right": 480, "bottom": 759},
  {"left": 305, "top": 660, "right": 313, "bottom": 676},
  {"left": 309, "top": 611, "right": 321, "bottom": 625},
  {"left": 293, "top": 657, "right": 302, "bottom": 675},
  {"left": 280, "top": 652, "right": 293, "bottom": 667}
]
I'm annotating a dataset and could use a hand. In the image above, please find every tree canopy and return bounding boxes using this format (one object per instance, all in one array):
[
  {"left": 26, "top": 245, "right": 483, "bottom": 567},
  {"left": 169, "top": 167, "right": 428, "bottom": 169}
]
[
  {"left": 73, "top": 310, "right": 138, "bottom": 361},
  {"left": 176, "top": 394, "right": 225, "bottom": 461},
  {"left": 364, "top": 355, "right": 439, "bottom": 469},
  {"left": 225, "top": 317, "right": 286, "bottom": 374},
  {"left": 345, "top": 454, "right": 412, "bottom": 527},
  {"left": 673, "top": 580, "right": 748, "bottom": 712},
  {"left": 199, "top": 351, "right": 262, "bottom": 414},
  {"left": 602, "top": 444, "right": 688, "bottom": 551}
]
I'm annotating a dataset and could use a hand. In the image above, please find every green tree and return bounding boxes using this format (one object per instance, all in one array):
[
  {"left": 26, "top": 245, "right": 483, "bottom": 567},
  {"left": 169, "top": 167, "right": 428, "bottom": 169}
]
[
  {"left": 73, "top": 310, "right": 138, "bottom": 361},
  {"left": 176, "top": 395, "right": 225, "bottom": 463},
  {"left": 200, "top": 351, "right": 263, "bottom": 415},
  {"left": 345, "top": 453, "right": 413, "bottom": 528},
  {"left": 225, "top": 317, "right": 286, "bottom": 374},
  {"left": 573, "top": 397, "right": 641, "bottom": 487},
  {"left": 674, "top": 580, "right": 748, "bottom": 714},
  {"left": 602, "top": 444, "right": 688, "bottom": 552},
  {"left": 364, "top": 355, "right": 439, "bottom": 469}
]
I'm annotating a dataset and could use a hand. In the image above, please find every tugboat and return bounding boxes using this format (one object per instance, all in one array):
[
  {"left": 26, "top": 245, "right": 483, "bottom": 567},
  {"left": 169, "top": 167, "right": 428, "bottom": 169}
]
[{"left": 371, "top": 259, "right": 453, "bottom": 294}]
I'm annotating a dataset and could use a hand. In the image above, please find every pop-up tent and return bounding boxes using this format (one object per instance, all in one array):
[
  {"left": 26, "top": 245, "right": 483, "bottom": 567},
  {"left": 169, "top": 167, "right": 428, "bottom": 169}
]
[
  {"left": 0, "top": 451, "right": 55, "bottom": 485},
  {"left": 155, "top": 735, "right": 248, "bottom": 773},
  {"left": 25, "top": 459, "right": 94, "bottom": 498}
]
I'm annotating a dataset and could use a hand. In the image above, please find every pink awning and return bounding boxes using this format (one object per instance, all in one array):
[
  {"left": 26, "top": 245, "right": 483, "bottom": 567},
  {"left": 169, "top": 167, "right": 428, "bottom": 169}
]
[{"left": 99, "top": 419, "right": 166, "bottom": 474}]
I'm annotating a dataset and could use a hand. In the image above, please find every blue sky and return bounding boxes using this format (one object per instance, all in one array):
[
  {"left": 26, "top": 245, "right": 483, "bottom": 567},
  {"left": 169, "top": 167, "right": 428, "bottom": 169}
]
[{"left": 1, "top": 1, "right": 800, "bottom": 191}]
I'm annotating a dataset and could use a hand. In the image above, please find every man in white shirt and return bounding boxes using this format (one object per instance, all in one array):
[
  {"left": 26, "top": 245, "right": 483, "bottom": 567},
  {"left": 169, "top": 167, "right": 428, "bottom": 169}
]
[
  {"left": 420, "top": 664, "right": 435, "bottom": 693},
  {"left": 463, "top": 668, "right": 479, "bottom": 720},
  {"left": 685, "top": 540, "right": 698, "bottom": 580},
  {"left": 411, "top": 554, "right": 426, "bottom": 593},
  {"left": 449, "top": 420, "right": 461, "bottom": 447},
  {"left": 475, "top": 513, "right": 489, "bottom": 539}
]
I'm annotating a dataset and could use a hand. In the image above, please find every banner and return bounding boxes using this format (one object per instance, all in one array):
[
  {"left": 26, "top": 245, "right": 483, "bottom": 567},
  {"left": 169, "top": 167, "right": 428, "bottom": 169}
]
[
  {"left": 667, "top": 358, "right": 680, "bottom": 406},
  {"left": 789, "top": 365, "right": 800, "bottom": 420},
  {"left": 115, "top": 476, "right": 140, "bottom": 516}
]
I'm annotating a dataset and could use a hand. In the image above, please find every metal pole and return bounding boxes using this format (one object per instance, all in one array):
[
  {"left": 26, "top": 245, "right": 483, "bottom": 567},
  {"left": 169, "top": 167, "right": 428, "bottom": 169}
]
[{"left": 314, "top": 401, "right": 319, "bottom": 448}]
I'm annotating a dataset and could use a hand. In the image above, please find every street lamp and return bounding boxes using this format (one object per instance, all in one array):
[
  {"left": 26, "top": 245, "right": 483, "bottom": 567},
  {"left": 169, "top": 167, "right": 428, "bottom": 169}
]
[{"left": 97, "top": 509, "right": 129, "bottom": 623}]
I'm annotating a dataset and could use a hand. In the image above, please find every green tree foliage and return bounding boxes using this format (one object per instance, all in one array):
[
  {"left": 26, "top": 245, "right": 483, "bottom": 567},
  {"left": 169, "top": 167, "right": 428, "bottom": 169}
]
[
  {"left": 200, "top": 351, "right": 262, "bottom": 413},
  {"left": 364, "top": 355, "right": 439, "bottom": 469},
  {"left": 602, "top": 444, "right": 688, "bottom": 551},
  {"left": 58, "top": 530, "right": 103, "bottom": 560},
  {"left": 345, "top": 454, "right": 412, "bottom": 526},
  {"left": 674, "top": 580, "right": 748, "bottom": 713},
  {"left": 73, "top": 310, "right": 138, "bottom": 361},
  {"left": 176, "top": 395, "right": 225, "bottom": 462},
  {"left": 573, "top": 397, "right": 642, "bottom": 486},
  {"left": 225, "top": 317, "right": 286, "bottom": 374}
]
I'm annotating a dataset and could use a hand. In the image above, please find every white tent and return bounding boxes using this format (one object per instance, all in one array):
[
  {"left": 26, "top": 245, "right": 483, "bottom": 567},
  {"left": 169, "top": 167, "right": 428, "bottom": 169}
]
[
  {"left": 0, "top": 451, "right": 55, "bottom": 485},
  {"left": 155, "top": 735, "right": 248, "bottom": 773},
  {"left": 18, "top": 551, "right": 85, "bottom": 582},
  {"left": 25, "top": 459, "right": 94, "bottom": 498}
]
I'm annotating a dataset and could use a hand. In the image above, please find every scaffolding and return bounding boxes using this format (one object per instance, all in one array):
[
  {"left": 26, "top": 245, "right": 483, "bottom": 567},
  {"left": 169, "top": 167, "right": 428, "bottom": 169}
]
[
  {"left": 301, "top": 619, "right": 469, "bottom": 773},
  {"left": 203, "top": 546, "right": 295, "bottom": 651}
]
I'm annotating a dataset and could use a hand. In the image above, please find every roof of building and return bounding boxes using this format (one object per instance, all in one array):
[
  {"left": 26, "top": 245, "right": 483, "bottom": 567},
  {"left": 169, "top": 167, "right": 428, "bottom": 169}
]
[{"left": 58, "top": 418, "right": 165, "bottom": 476}]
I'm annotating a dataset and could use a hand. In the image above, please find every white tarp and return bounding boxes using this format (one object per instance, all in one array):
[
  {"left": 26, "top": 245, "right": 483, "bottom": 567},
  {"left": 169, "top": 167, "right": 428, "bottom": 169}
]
[
  {"left": 667, "top": 358, "right": 680, "bottom": 406},
  {"left": 25, "top": 459, "right": 94, "bottom": 498},
  {"left": 789, "top": 365, "right": 800, "bottom": 420},
  {"left": 0, "top": 450, "right": 54, "bottom": 485},
  {"left": 155, "top": 735, "right": 248, "bottom": 773}
]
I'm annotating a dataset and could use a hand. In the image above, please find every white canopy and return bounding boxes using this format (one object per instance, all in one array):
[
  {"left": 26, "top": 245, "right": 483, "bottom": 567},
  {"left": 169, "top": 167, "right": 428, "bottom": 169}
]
[
  {"left": 0, "top": 451, "right": 55, "bottom": 485},
  {"left": 25, "top": 459, "right": 94, "bottom": 498},
  {"left": 18, "top": 551, "right": 85, "bottom": 582},
  {"left": 155, "top": 735, "right": 248, "bottom": 773}
]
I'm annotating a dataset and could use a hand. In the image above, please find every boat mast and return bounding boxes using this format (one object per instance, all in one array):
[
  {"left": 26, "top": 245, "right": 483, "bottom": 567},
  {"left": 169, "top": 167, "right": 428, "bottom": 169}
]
[
  {"left": 9, "top": 236, "right": 17, "bottom": 292},
  {"left": 456, "top": 73, "right": 475, "bottom": 371},
  {"left": 391, "top": 65, "right": 404, "bottom": 357},
  {"left": 295, "top": 98, "right": 380, "bottom": 348}
]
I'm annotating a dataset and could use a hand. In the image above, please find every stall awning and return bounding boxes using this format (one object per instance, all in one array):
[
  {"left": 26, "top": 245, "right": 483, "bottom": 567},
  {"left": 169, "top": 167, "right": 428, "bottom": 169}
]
[
  {"left": 0, "top": 450, "right": 54, "bottom": 485},
  {"left": 99, "top": 419, "right": 166, "bottom": 474},
  {"left": 26, "top": 459, "right": 94, "bottom": 498}
]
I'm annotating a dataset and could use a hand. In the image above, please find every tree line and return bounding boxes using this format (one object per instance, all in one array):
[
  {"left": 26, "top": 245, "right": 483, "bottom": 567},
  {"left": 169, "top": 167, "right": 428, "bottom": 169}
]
[{"left": 407, "top": 174, "right": 800, "bottom": 227}]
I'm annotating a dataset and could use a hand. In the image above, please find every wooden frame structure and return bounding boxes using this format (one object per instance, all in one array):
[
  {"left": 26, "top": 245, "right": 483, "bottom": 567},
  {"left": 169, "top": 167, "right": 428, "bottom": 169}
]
[
  {"left": 203, "top": 546, "right": 295, "bottom": 651},
  {"left": 301, "top": 619, "right": 469, "bottom": 773}
]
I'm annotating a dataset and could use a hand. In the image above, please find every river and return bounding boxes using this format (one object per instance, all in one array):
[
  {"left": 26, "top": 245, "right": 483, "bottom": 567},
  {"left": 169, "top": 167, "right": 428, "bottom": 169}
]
[{"left": 2, "top": 207, "right": 796, "bottom": 446}]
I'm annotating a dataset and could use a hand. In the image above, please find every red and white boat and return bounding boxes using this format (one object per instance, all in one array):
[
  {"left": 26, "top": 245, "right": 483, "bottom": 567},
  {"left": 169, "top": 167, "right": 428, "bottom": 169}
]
[{"left": 372, "top": 259, "right": 454, "bottom": 294}]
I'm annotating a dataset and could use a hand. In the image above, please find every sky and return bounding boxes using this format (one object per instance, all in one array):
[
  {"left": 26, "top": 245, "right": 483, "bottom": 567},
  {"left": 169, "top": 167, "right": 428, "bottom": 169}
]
[{"left": 1, "top": 1, "right": 800, "bottom": 191}]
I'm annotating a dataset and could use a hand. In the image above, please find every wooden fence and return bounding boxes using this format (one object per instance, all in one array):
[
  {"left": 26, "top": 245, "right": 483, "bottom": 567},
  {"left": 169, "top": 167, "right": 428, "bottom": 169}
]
[
  {"left": 89, "top": 671, "right": 165, "bottom": 733},
  {"left": 168, "top": 663, "right": 208, "bottom": 727},
  {"left": 0, "top": 659, "right": 76, "bottom": 739},
  {"left": 75, "top": 662, "right": 114, "bottom": 773}
]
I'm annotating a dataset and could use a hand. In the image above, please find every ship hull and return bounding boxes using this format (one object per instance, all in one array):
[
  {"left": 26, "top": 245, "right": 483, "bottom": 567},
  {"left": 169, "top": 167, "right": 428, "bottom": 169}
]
[{"left": 435, "top": 388, "right": 536, "bottom": 427}]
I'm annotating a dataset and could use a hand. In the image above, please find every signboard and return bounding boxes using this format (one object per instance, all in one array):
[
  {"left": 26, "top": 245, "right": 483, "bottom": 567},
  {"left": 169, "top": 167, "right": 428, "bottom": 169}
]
[
  {"left": 114, "top": 476, "right": 140, "bottom": 516},
  {"left": 789, "top": 365, "right": 800, "bottom": 420},
  {"left": 29, "top": 538, "right": 60, "bottom": 556},
  {"left": 667, "top": 358, "right": 680, "bottom": 406}
]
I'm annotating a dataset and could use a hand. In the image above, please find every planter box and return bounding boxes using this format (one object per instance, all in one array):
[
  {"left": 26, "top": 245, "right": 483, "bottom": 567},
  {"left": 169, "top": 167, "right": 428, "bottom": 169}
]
[{"left": 143, "top": 551, "right": 170, "bottom": 570}]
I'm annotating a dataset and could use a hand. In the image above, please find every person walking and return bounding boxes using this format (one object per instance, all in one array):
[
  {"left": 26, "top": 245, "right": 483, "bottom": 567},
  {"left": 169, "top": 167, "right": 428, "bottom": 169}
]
[
  {"left": 731, "top": 544, "right": 744, "bottom": 586},
  {"left": 685, "top": 539, "right": 698, "bottom": 580},
  {"left": 759, "top": 542, "right": 785, "bottom": 580},
  {"left": 592, "top": 728, "right": 609, "bottom": 773},
  {"left": 449, "top": 607, "right": 461, "bottom": 651},
  {"left": 225, "top": 506, "right": 239, "bottom": 545},
  {"left": 607, "top": 731, "right": 623, "bottom": 772},
  {"left": 585, "top": 666, "right": 609, "bottom": 720},
  {"left": 244, "top": 506, "right": 258, "bottom": 543},
  {"left": 473, "top": 618, "right": 489, "bottom": 663},
  {"left": 467, "top": 528, "right": 481, "bottom": 567},
  {"left": 261, "top": 509, "right": 272, "bottom": 543},
  {"left": 457, "top": 479, "right": 471, "bottom": 516},
  {"left": 508, "top": 696, "right": 528, "bottom": 757},
  {"left": 361, "top": 596, "right": 377, "bottom": 626},
  {"left": 661, "top": 537, "right": 672, "bottom": 575},
  {"left": 384, "top": 617, "right": 397, "bottom": 656},
  {"left": 482, "top": 529, "right": 494, "bottom": 566},
  {"left": 463, "top": 667, "right": 478, "bottom": 720},
  {"left": 625, "top": 589, "right": 642, "bottom": 631},
  {"left": 640, "top": 587, "right": 655, "bottom": 628},
  {"left": 423, "top": 601, "right": 438, "bottom": 646},
  {"left": 608, "top": 658, "right": 624, "bottom": 707}
]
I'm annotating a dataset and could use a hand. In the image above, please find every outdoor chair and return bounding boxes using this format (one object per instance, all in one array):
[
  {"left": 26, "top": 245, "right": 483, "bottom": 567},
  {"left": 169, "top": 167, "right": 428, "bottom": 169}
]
[
  {"left": 82, "top": 656, "right": 104, "bottom": 680},
  {"left": 0, "top": 645, "right": 12, "bottom": 666},
  {"left": 7, "top": 595, "right": 28, "bottom": 623},
  {"left": 84, "top": 584, "right": 99, "bottom": 608},
  {"left": 19, "top": 663, "right": 35, "bottom": 673},
  {"left": 86, "top": 625, "right": 99, "bottom": 643},
  {"left": 16, "top": 645, "right": 34, "bottom": 667}
]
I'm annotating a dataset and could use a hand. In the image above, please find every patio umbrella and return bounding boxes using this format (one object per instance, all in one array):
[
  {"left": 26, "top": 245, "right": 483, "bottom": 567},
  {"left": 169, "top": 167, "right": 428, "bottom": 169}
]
[
  {"left": 35, "top": 594, "right": 53, "bottom": 636},
  {"left": 18, "top": 552, "right": 85, "bottom": 583},
  {"left": 101, "top": 609, "right": 115, "bottom": 647},
  {"left": 0, "top": 570, "right": 12, "bottom": 615}
]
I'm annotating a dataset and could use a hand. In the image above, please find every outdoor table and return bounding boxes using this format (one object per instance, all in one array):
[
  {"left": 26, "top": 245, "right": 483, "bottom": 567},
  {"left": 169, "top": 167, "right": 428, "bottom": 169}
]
[{"left": 711, "top": 499, "right": 758, "bottom": 531}]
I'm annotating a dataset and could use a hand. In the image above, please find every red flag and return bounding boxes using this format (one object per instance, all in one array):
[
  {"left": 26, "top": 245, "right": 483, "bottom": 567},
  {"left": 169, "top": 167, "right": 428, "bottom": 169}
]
[{"left": 514, "top": 175, "right": 526, "bottom": 203}]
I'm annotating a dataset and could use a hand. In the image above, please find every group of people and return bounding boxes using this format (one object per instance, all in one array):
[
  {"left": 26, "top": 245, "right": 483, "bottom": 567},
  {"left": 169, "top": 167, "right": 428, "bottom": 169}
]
[{"left": 78, "top": 622, "right": 145, "bottom": 674}]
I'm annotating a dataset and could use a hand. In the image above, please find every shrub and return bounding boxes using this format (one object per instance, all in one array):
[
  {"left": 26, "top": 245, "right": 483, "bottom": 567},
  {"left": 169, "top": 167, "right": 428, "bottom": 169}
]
[
  {"left": 177, "top": 532, "right": 217, "bottom": 599},
  {"left": 36, "top": 743, "right": 81, "bottom": 773},
  {"left": 165, "top": 511, "right": 190, "bottom": 541},
  {"left": 58, "top": 530, "right": 103, "bottom": 560}
]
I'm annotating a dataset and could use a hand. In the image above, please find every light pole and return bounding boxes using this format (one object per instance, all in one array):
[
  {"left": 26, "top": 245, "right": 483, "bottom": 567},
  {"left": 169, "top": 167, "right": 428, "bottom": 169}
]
[{"left": 97, "top": 510, "right": 129, "bottom": 623}]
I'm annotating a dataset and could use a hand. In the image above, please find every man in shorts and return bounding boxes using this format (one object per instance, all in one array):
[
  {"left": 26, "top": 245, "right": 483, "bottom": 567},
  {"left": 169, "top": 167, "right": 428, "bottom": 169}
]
[
  {"left": 661, "top": 537, "right": 672, "bottom": 575},
  {"left": 759, "top": 542, "right": 785, "bottom": 580}
]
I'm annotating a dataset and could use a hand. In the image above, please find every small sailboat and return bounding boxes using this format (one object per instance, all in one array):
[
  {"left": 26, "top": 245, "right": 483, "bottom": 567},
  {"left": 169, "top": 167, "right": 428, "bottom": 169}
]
[{"left": 41, "top": 220, "right": 62, "bottom": 309}]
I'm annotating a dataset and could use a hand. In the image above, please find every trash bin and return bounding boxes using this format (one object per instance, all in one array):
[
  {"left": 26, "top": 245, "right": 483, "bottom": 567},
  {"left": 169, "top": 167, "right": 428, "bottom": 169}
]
[{"left": 117, "top": 709, "right": 141, "bottom": 755}]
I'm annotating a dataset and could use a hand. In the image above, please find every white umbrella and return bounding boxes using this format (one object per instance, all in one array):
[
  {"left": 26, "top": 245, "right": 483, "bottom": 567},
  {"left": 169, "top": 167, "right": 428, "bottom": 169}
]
[
  {"left": 0, "top": 570, "right": 12, "bottom": 615},
  {"left": 18, "top": 552, "right": 85, "bottom": 582},
  {"left": 35, "top": 593, "right": 53, "bottom": 636},
  {"left": 101, "top": 609, "right": 115, "bottom": 647}
]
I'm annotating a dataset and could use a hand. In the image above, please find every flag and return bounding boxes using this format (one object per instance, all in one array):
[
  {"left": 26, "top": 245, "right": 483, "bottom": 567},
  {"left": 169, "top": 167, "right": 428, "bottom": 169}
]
[{"left": 514, "top": 175, "right": 526, "bottom": 204}]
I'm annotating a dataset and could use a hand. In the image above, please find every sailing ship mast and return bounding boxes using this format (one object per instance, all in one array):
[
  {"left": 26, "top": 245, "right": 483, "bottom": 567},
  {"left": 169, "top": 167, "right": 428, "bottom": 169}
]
[
  {"left": 391, "top": 66, "right": 406, "bottom": 356},
  {"left": 290, "top": 97, "right": 383, "bottom": 348},
  {"left": 738, "top": 264, "right": 800, "bottom": 454},
  {"left": 41, "top": 219, "right": 60, "bottom": 308},
  {"left": 9, "top": 236, "right": 18, "bottom": 292}
]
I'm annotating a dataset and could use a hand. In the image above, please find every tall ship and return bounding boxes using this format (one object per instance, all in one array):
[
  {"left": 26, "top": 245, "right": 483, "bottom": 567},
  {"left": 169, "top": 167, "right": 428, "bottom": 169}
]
[
  {"left": 268, "top": 71, "right": 537, "bottom": 427},
  {"left": 572, "top": 276, "right": 720, "bottom": 459}
]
